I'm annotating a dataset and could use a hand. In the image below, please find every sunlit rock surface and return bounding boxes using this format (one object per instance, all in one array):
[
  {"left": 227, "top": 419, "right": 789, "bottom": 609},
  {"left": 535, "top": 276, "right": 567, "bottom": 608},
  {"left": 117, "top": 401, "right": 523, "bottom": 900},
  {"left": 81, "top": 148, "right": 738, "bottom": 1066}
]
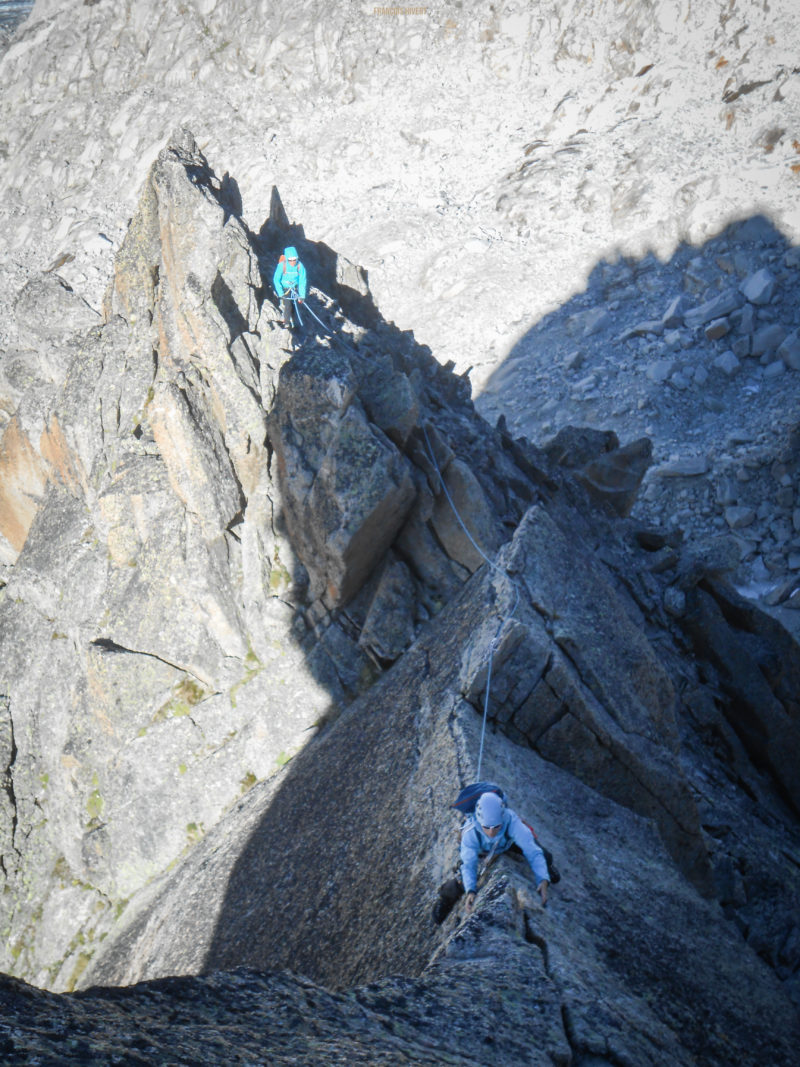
[
  {"left": 1, "top": 1, "right": 800, "bottom": 1061},
  {"left": 0, "top": 132, "right": 798, "bottom": 1064}
]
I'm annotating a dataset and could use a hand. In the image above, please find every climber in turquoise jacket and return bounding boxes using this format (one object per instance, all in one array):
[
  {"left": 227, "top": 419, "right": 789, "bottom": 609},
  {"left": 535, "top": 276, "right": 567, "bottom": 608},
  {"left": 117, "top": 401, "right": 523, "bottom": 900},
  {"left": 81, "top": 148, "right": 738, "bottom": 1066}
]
[{"left": 273, "top": 246, "right": 307, "bottom": 328}]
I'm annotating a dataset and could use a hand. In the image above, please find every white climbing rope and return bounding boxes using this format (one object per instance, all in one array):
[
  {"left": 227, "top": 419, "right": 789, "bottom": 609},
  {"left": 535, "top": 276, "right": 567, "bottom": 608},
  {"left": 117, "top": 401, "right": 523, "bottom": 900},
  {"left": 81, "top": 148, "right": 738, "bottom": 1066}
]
[
  {"left": 421, "top": 422, "right": 520, "bottom": 780},
  {"left": 288, "top": 290, "right": 330, "bottom": 334}
]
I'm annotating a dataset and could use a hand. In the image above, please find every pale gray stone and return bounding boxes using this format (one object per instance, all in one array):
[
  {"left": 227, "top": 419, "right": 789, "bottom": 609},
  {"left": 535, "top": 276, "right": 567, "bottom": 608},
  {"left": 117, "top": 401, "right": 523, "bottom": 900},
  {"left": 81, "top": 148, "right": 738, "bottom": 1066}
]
[
  {"left": 655, "top": 455, "right": 709, "bottom": 477},
  {"left": 647, "top": 359, "right": 676, "bottom": 383},
  {"left": 617, "top": 319, "right": 663, "bottom": 341},
  {"left": 713, "top": 350, "right": 740, "bottom": 375},
  {"left": 764, "top": 360, "right": 786, "bottom": 380},
  {"left": 716, "top": 477, "right": 738, "bottom": 505},
  {"left": 731, "top": 303, "right": 756, "bottom": 334},
  {"left": 778, "top": 331, "right": 800, "bottom": 370},
  {"left": 740, "top": 267, "right": 777, "bottom": 305},
  {"left": 684, "top": 288, "right": 745, "bottom": 328},
  {"left": 725, "top": 505, "right": 756, "bottom": 529},
  {"left": 664, "top": 585, "right": 686, "bottom": 617},
  {"left": 731, "top": 335, "right": 751, "bottom": 358},
  {"left": 563, "top": 349, "right": 584, "bottom": 370},
  {"left": 662, "top": 294, "right": 692, "bottom": 328},
  {"left": 776, "top": 486, "right": 794, "bottom": 508},
  {"left": 13, "top": 273, "right": 101, "bottom": 354},
  {"left": 704, "top": 317, "right": 730, "bottom": 341},
  {"left": 751, "top": 323, "right": 787, "bottom": 356},
  {"left": 571, "top": 306, "right": 611, "bottom": 337}
]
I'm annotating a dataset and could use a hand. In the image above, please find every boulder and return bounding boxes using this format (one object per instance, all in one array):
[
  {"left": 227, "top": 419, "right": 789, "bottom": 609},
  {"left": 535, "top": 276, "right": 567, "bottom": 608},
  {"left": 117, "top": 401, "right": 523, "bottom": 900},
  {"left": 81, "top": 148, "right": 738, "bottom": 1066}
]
[
  {"left": 704, "top": 316, "right": 730, "bottom": 341},
  {"left": 661, "top": 293, "right": 692, "bottom": 328},
  {"left": 713, "top": 350, "right": 740, "bottom": 375},
  {"left": 357, "top": 556, "right": 417, "bottom": 663},
  {"left": 740, "top": 267, "right": 777, "bottom": 305},
  {"left": 268, "top": 347, "right": 417, "bottom": 608},
  {"left": 430, "top": 457, "right": 501, "bottom": 572},
  {"left": 752, "top": 323, "right": 787, "bottom": 357},
  {"left": 544, "top": 425, "right": 619, "bottom": 468},
  {"left": 725, "top": 505, "right": 756, "bottom": 529},
  {"left": 654, "top": 454, "right": 709, "bottom": 477},
  {"left": 778, "top": 330, "right": 800, "bottom": 370},
  {"left": 357, "top": 353, "right": 419, "bottom": 449},
  {"left": 568, "top": 305, "right": 611, "bottom": 338},
  {"left": 575, "top": 436, "right": 653, "bottom": 516},
  {"left": 544, "top": 425, "right": 652, "bottom": 515},
  {"left": 647, "top": 358, "right": 677, "bottom": 382},
  {"left": 683, "top": 288, "right": 744, "bottom": 328}
]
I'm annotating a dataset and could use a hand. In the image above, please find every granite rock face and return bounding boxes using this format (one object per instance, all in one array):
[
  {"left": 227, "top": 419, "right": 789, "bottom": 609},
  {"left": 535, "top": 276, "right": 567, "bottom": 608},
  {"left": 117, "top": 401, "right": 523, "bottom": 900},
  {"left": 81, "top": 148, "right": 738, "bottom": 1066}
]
[
  {"left": 1, "top": 134, "right": 799, "bottom": 1063},
  {"left": 0, "top": 134, "right": 336, "bottom": 988}
]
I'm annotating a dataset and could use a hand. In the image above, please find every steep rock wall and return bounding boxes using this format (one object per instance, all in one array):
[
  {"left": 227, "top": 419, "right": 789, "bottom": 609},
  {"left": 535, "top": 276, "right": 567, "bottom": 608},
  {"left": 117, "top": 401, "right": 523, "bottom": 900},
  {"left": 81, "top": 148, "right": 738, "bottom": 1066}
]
[{"left": 0, "top": 134, "right": 799, "bottom": 1064}]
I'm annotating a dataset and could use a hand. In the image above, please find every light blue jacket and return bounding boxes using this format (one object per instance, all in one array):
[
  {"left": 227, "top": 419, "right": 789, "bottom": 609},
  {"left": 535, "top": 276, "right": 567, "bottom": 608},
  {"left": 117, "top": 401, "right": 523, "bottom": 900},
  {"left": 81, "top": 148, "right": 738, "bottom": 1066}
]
[
  {"left": 273, "top": 249, "right": 307, "bottom": 299},
  {"left": 460, "top": 809, "right": 549, "bottom": 893}
]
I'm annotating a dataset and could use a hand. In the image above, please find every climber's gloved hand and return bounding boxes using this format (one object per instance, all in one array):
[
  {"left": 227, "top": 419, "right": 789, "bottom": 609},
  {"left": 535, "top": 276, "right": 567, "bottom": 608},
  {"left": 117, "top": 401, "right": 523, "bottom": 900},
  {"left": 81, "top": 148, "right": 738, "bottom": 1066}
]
[
  {"left": 538, "top": 879, "right": 549, "bottom": 906},
  {"left": 465, "top": 891, "right": 476, "bottom": 913}
]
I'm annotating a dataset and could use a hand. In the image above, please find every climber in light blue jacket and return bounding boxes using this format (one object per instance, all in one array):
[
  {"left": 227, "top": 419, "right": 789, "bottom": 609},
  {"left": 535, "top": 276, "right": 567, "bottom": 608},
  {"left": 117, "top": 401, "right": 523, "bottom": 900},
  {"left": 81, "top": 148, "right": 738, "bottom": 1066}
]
[
  {"left": 460, "top": 791, "right": 550, "bottom": 911},
  {"left": 273, "top": 246, "right": 307, "bottom": 328}
]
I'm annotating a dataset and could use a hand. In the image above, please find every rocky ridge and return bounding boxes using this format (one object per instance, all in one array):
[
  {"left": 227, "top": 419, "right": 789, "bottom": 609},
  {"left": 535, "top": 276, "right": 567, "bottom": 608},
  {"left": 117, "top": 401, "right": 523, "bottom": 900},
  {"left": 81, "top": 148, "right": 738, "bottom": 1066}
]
[
  {"left": 2, "top": 0, "right": 800, "bottom": 638},
  {"left": 1, "top": 133, "right": 799, "bottom": 1063}
]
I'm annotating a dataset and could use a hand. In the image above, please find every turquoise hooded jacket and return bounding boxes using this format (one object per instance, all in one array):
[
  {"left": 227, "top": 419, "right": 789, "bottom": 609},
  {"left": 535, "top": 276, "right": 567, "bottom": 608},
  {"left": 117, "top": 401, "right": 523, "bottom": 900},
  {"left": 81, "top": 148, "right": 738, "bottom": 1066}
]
[
  {"left": 273, "top": 246, "right": 307, "bottom": 299},
  {"left": 460, "top": 809, "right": 549, "bottom": 893}
]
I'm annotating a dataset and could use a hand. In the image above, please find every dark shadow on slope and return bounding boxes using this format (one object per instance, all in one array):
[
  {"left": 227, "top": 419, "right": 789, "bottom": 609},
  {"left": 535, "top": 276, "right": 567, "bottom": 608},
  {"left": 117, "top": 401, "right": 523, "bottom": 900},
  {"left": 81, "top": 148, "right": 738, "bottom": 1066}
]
[
  {"left": 480, "top": 214, "right": 800, "bottom": 482},
  {"left": 479, "top": 212, "right": 800, "bottom": 814},
  {"left": 218, "top": 172, "right": 243, "bottom": 225}
]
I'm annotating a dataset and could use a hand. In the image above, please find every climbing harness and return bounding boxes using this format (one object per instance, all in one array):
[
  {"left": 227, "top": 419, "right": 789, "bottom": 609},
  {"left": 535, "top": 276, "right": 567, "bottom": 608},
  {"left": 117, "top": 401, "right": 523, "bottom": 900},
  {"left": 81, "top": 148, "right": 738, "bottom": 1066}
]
[{"left": 420, "top": 423, "right": 520, "bottom": 780}]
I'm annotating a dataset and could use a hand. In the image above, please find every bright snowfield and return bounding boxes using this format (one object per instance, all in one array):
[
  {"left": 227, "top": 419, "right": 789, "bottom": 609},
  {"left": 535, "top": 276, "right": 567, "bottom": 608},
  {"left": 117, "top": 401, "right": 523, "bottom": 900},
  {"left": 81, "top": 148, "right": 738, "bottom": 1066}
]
[{"left": 1, "top": 0, "right": 800, "bottom": 602}]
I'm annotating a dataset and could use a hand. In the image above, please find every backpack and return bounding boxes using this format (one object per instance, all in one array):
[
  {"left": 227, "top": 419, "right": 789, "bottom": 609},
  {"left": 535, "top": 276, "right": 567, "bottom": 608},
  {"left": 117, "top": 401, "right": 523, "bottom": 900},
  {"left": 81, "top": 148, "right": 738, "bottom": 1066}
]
[{"left": 452, "top": 781, "right": 506, "bottom": 816}]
